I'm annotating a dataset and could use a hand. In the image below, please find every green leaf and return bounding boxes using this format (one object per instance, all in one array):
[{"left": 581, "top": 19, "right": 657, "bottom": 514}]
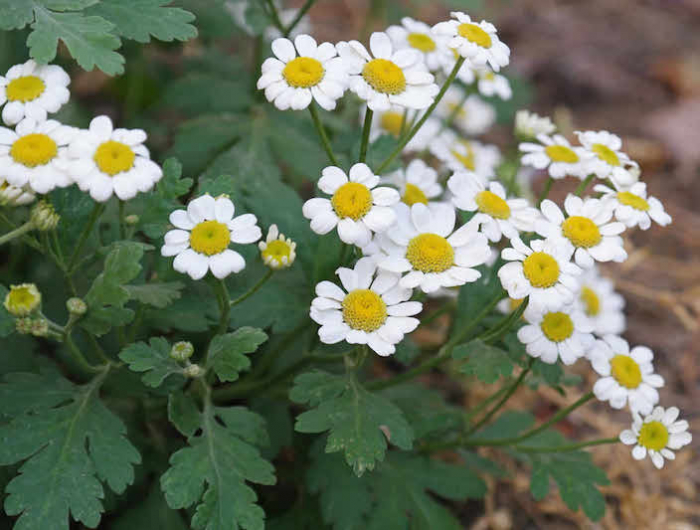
[
  {"left": 160, "top": 74, "right": 252, "bottom": 116},
  {"left": 207, "top": 327, "right": 268, "bottom": 383},
  {"left": 161, "top": 403, "right": 275, "bottom": 530},
  {"left": 453, "top": 339, "right": 514, "bottom": 384},
  {"left": 0, "top": 1, "right": 34, "bottom": 30},
  {"left": 119, "top": 337, "right": 183, "bottom": 388},
  {"left": 168, "top": 391, "right": 201, "bottom": 437},
  {"left": 291, "top": 371, "right": 414, "bottom": 476},
  {"left": 0, "top": 284, "right": 14, "bottom": 338},
  {"left": 470, "top": 411, "right": 535, "bottom": 442},
  {"left": 111, "top": 483, "right": 188, "bottom": 530},
  {"left": 28, "top": 8, "right": 124, "bottom": 75},
  {"left": 0, "top": 368, "right": 140, "bottom": 530},
  {"left": 40, "top": 0, "right": 100, "bottom": 11},
  {"left": 85, "top": 0, "right": 197, "bottom": 43},
  {"left": 454, "top": 264, "right": 504, "bottom": 332},
  {"left": 125, "top": 282, "right": 184, "bottom": 309}
]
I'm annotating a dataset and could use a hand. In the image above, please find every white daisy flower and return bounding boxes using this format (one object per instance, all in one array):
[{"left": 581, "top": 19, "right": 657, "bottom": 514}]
[
  {"left": 383, "top": 159, "right": 443, "bottom": 207},
  {"left": 257, "top": 35, "right": 348, "bottom": 111},
  {"left": 258, "top": 224, "right": 296, "bottom": 269},
  {"left": 337, "top": 32, "right": 439, "bottom": 111},
  {"left": 0, "top": 178, "right": 34, "bottom": 206},
  {"left": 302, "top": 163, "right": 399, "bottom": 246},
  {"left": 498, "top": 237, "right": 581, "bottom": 311},
  {"left": 362, "top": 106, "right": 441, "bottom": 152},
  {"left": 161, "top": 195, "right": 261, "bottom": 280},
  {"left": 594, "top": 181, "right": 671, "bottom": 230},
  {"left": 575, "top": 130, "right": 637, "bottom": 183},
  {"left": 432, "top": 12, "right": 510, "bottom": 71},
  {"left": 448, "top": 171, "right": 540, "bottom": 242},
  {"left": 0, "top": 118, "right": 75, "bottom": 194},
  {"left": 67, "top": 116, "right": 162, "bottom": 202},
  {"left": 310, "top": 257, "right": 422, "bottom": 356},
  {"left": 476, "top": 68, "right": 512, "bottom": 100},
  {"left": 535, "top": 196, "right": 627, "bottom": 268},
  {"left": 590, "top": 335, "right": 663, "bottom": 415},
  {"left": 520, "top": 133, "right": 591, "bottom": 179},
  {"left": 574, "top": 266, "right": 626, "bottom": 336},
  {"left": 436, "top": 46, "right": 477, "bottom": 85},
  {"left": 435, "top": 87, "right": 495, "bottom": 136},
  {"left": 0, "top": 60, "right": 70, "bottom": 126},
  {"left": 386, "top": 17, "right": 448, "bottom": 72},
  {"left": 517, "top": 303, "right": 594, "bottom": 365},
  {"left": 514, "top": 110, "right": 556, "bottom": 140},
  {"left": 430, "top": 129, "right": 501, "bottom": 178},
  {"left": 375, "top": 202, "right": 491, "bottom": 293},
  {"left": 620, "top": 406, "right": 692, "bottom": 469}
]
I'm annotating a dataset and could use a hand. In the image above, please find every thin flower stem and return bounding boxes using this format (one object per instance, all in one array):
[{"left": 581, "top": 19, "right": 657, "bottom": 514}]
[
  {"left": 283, "top": 0, "right": 316, "bottom": 37},
  {"left": 514, "top": 437, "right": 619, "bottom": 453},
  {"left": 441, "top": 86, "right": 472, "bottom": 133},
  {"left": 214, "top": 279, "right": 231, "bottom": 335},
  {"left": 376, "top": 56, "right": 466, "bottom": 174},
  {"left": 309, "top": 104, "right": 340, "bottom": 166},
  {"left": 537, "top": 176, "right": 554, "bottom": 206},
  {"left": 359, "top": 108, "right": 373, "bottom": 163},
  {"left": 575, "top": 173, "right": 595, "bottom": 197},
  {"left": 398, "top": 107, "right": 409, "bottom": 137},
  {"left": 263, "top": 0, "right": 285, "bottom": 32},
  {"left": 229, "top": 269, "right": 274, "bottom": 308},
  {"left": 118, "top": 200, "right": 126, "bottom": 240},
  {"left": 68, "top": 203, "right": 105, "bottom": 271},
  {"left": 64, "top": 332, "right": 102, "bottom": 374},
  {"left": 479, "top": 296, "right": 529, "bottom": 344},
  {"left": 0, "top": 221, "right": 35, "bottom": 246}
]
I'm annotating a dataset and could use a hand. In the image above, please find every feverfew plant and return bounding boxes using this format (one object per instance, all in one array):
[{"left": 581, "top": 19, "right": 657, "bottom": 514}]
[{"left": 0, "top": 2, "right": 691, "bottom": 529}]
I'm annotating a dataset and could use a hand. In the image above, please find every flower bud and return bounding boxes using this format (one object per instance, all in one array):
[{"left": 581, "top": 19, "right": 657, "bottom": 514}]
[
  {"left": 15, "top": 317, "right": 33, "bottom": 334},
  {"left": 183, "top": 363, "right": 205, "bottom": 378},
  {"left": 66, "top": 297, "right": 87, "bottom": 316},
  {"left": 30, "top": 319, "right": 49, "bottom": 337},
  {"left": 4, "top": 283, "right": 41, "bottom": 316},
  {"left": 170, "top": 341, "right": 194, "bottom": 362},
  {"left": 30, "top": 200, "right": 60, "bottom": 231},
  {"left": 125, "top": 214, "right": 139, "bottom": 225}
]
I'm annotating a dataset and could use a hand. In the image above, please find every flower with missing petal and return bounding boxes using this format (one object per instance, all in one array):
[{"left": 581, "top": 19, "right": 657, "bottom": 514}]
[
  {"left": 259, "top": 224, "right": 296, "bottom": 269},
  {"left": 594, "top": 181, "right": 671, "bottom": 230},
  {"left": 4, "top": 283, "right": 41, "bottom": 317},
  {"left": 620, "top": 407, "right": 692, "bottom": 469}
]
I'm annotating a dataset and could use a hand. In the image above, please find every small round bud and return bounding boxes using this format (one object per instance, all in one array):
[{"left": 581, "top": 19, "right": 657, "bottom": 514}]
[
  {"left": 4, "top": 283, "right": 41, "bottom": 316},
  {"left": 15, "top": 318, "right": 33, "bottom": 334},
  {"left": 30, "top": 200, "right": 60, "bottom": 231},
  {"left": 170, "top": 341, "right": 194, "bottom": 362},
  {"left": 183, "top": 363, "right": 205, "bottom": 378},
  {"left": 30, "top": 319, "right": 49, "bottom": 337},
  {"left": 66, "top": 297, "right": 87, "bottom": 316},
  {"left": 124, "top": 214, "right": 139, "bottom": 225}
]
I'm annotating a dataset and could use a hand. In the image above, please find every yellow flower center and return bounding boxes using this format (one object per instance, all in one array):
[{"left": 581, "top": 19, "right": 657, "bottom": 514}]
[
  {"left": 545, "top": 144, "right": 579, "bottom": 163},
  {"left": 5, "top": 285, "right": 40, "bottom": 316},
  {"left": 638, "top": 421, "right": 669, "bottom": 452},
  {"left": 402, "top": 183, "right": 428, "bottom": 206},
  {"left": 561, "top": 215, "right": 601, "bottom": 248},
  {"left": 282, "top": 57, "right": 325, "bottom": 88},
  {"left": 451, "top": 141, "right": 475, "bottom": 170},
  {"left": 362, "top": 58, "right": 406, "bottom": 95},
  {"left": 6, "top": 75, "right": 45, "bottom": 102},
  {"left": 10, "top": 134, "right": 58, "bottom": 167},
  {"left": 407, "top": 32, "right": 436, "bottom": 52},
  {"left": 447, "top": 102, "right": 467, "bottom": 119},
  {"left": 522, "top": 251, "right": 560, "bottom": 288},
  {"left": 262, "top": 240, "right": 292, "bottom": 263},
  {"left": 331, "top": 182, "right": 373, "bottom": 220},
  {"left": 617, "top": 191, "right": 649, "bottom": 212},
  {"left": 610, "top": 354, "right": 642, "bottom": 389},
  {"left": 379, "top": 111, "right": 404, "bottom": 137},
  {"left": 94, "top": 140, "right": 136, "bottom": 176},
  {"left": 406, "top": 233, "right": 454, "bottom": 273},
  {"left": 540, "top": 311, "right": 574, "bottom": 342},
  {"left": 189, "top": 220, "right": 231, "bottom": 256},
  {"left": 580, "top": 286, "right": 600, "bottom": 317},
  {"left": 482, "top": 71, "right": 495, "bottom": 81},
  {"left": 475, "top": 190, "right": 511, "bottom": 220},
  {"left": 342, "top": 289, "right": 387, "bottom": 332},
  {"left": 591, "top": 143, "right": 620, "bottom": 166},
  {"left": 457, "top": 23, "right": 492, "bottom": 48}
]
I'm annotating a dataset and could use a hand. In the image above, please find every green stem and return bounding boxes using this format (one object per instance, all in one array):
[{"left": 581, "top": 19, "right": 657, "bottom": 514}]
[
  {"left": 230, "top": 269, "right": 273, "bottom": 308},
  {"left": 398, "top": 108, "right": 409, "bottom": 137},
  {"left": 309, "top": 104, "right": 340, "bottom": 166},
  {"left": 263, "top": 0, "right": 285, "bottom": 32},
  {"left": 575, "top": 173, "right": 595, "bottom": 197},
  {"left": 64, "top": 332, "right": 102, "bottom": 374},
  {"left": 118, "top": 200, "right": 126, "bottom": 240},
  {"left": 479, "top": 296, "right": 528, "bottom": 344},
  {"left": 249, "top": 321, "right": 310, "bottom": 378},
  {"left": 0, "top": 221, "right": 35, "bottom": 246},
  {"left": 214, "top": 279, "right": 231, "bottom": 335},
  {"left": 376, "top": 56, "right": 465, "bottom": 174},
  {"left": 537, "top": 177, "right": 554, "bottom": 206},
  {"left": 359, "top": 108, "right": 373, "bottom": 163},
  {"left": 68, "top": 203, "right": 104, "bottom": 271},
  {"left": 514, "top": 437, "right": 619, "bottom": 453},
  {"left": 441, "top": 87, "right": 471, "bottom": 132},
  {"left": 283, "top": 0, "right": 316, "bottom": 37}
]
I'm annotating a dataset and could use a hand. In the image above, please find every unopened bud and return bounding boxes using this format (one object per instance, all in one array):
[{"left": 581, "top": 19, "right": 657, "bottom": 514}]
[
  {"left": 4, "top": 283, "right": 41, "bottom": 316},
  {"left": 125, "top": 214, "right": 139, "bottom": 225},
  {"left": 30, "top": 200, "right": 59, "bottom": 231},
  {"left": 66, "top": 297, "right": 87, "bottom": 316},
  {"left": 170, "top": 341, "right": 194, "bottom": 362},
  {"left": 30, "top": 319, "right": 49, "bottom": 337},
  {"left": 183, "top": 363, "right": 205, "bottom": 378},
  {"left": 15, "top": 318, "right": 33, "bottom": 334}
]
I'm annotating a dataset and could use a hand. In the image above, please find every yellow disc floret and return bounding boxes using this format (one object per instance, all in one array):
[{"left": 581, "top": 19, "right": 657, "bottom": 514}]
[
  {"left": 4, "top": 283, "right": 41, "bottom": 317},
  {"left": 522, "top": 252, "right": 560, "bottom": 288},
  {"left": 10, "top": 134, "right": 57, "bottom": 167},
  {"left": 379, "top": 111, "right": 404, "bottom": 137},
  {"left": 189, "top": 220, "right": 231, "bottom": 256},
  {"left": 406, "top": 233, "right": 454, "bottom": 273},
  {"left": 342, "top": 289, "right": 387, "bottom": 332},
  {"left": 331, "top": 182, "right": 373, "bottom": 220},
  {"left": 457, "top": 23, "right": 492, "bottom": 48},
  {"left": 610, "top": 354, "right": 642, "bottom": 389},
  {"left": 402, "top": 183, "right": 428, "bottom": 206},
  {"left": 580, "top": 286, "right": 600, "bottom": 317},
  {"left": 591, "top": 143, "right": 620, "bottom": 166},
  {"left": 362, "top": 59, "right": 406, "bottom": 95},
  {"left": 545, "top": 144, "right": 579, "bottom": 163},
  {"left": 94, "top": 140, "right": 136, "bottom": 176},
  {"left": 638, "top": 421, "right": 669, "bottom": 452},
  {"left": 540, "top": 311, "right": 574, "bottom": 342},
  {"left": 407, "top": 32, "right": 436, "bottom": 52},
  {"left": 6, "top": 76, "right": 45, "bottom": 102},
  {"left": 475, "top": 190, "right": 511, "bottom": 219},
  {"left": 561, "top": 215, "right": 602, "bottom": 248},
  {"left": 617, "top": 191, "right": 649, "bottom": 211},
  {"left": 282, "top": 57, "right": 325, "bottom": 88}
]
